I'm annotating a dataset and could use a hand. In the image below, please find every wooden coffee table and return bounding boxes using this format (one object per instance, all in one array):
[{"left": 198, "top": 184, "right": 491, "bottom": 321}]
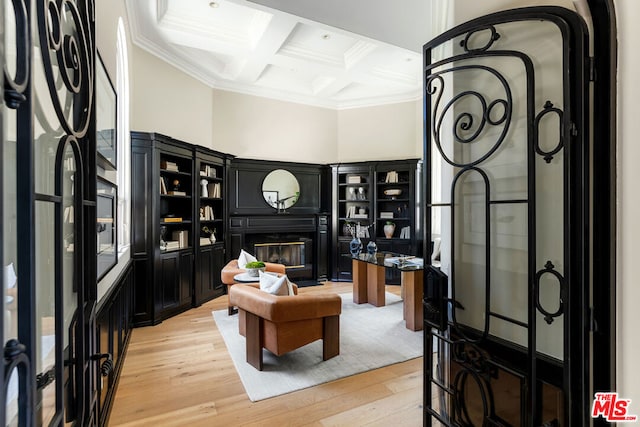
[{"left": 350, "top": 254, "right": 424, "bottom": 331}]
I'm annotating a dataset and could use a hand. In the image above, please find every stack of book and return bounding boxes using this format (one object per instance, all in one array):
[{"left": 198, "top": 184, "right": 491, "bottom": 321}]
[
  {"left": 399, "top": 226, "right": 411, "bottom": 239},
  {"left": 385, "top": 171, "right": 399, "bottom": 183},
  {"left": 165, "top": 241, "right": 180, "bottom": 250},
  {"left": 207, "top": 182, "right": 221, "bottom": 198},
  {"left": 346, "top": 206, "right": 368, "bottom": 218},
  {"left": 161, "top": 160, "right": 179, "bottom": 172},
  {"left": 200, "top": 165, "right": 217, "bottom": 178},
  {"left": 347, "top": 175, "right": 361, "bottom": 184},
  {"left": 200, "top": 237, "right": 212, "bottom": 246},
  {"left": 172, "top": 230, "right": 189, "bottom": 248},
  {"left": 201, "top": 205, "right": 215, "bottom": 220},
  {"left": 380, "top": 211, "right": 394, "bottom": 219}
]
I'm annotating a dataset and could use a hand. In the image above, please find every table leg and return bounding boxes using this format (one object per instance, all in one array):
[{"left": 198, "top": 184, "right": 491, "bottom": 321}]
[
  {"left": 402, "top": 270, "right": 424, "bottom": 331},
  {"left": 352, "top": 259, "right": 368, "bottom": 304},
  {"left": 367, "top": 263, "right": 385, "bottom": 307}
]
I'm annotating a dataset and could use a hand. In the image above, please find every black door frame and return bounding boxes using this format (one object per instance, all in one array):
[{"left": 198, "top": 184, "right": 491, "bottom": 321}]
[{"left": 421, "top": 1, "right": 617, "bottom": 425}]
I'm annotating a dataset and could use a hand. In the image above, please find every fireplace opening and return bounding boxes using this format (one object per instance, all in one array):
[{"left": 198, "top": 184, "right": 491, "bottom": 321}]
[
  {"left": 246, "top": 233, "right": 314, "bottom": 282},
  {"left": 255, "top": 241, "right": 305, "bottom": 267}
]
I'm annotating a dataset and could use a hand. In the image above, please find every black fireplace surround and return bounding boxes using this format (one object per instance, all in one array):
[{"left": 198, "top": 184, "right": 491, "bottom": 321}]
[{"left": 228, "top": 159, "right": 330, "bottom": 285}]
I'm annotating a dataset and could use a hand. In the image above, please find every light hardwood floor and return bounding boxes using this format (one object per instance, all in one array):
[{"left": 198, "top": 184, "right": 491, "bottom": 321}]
[{"left": 109, "top": 282, "right": 424, "bottom": 426}]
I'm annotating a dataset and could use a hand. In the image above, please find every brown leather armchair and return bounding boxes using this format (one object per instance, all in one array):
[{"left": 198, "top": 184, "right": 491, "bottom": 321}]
[
  {"left": 221, "top": 259, "right": 286, "bottom": 314},
  {"left": 229, "top": 284, "right": 342, "bottom": 371}
]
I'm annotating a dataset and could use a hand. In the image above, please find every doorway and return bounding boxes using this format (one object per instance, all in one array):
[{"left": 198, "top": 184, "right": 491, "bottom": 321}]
[{"left": 422, "top": 5, "right": 615, "bottom": 425}]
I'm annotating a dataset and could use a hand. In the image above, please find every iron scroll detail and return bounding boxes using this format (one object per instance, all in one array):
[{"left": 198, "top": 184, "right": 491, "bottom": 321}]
[
  {"left": 534, "top": 100, "right": 565, "bottom": 163},
  {"left": 426, "top": 65, "right": 513, "bottom": 168},
  {"left": 4, "top": 0, "right": 30, "bottom": 109},
  {"left": 534, "top": 261, "right": 566, "bottom": 324},
  {"left": 4, "top": 339, "right": 33, "bottom": 426},
  {"left": 36, "top": 0, "right": 93, "bottom": 139}
]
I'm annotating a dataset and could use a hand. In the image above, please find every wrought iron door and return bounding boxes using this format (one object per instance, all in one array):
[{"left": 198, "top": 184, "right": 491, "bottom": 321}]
[
  {"left": 2, "top": 0, "right": 98, "bottom": 425},
  {"left": 423, "top": 7, "right": 589, "bottom": 426}
]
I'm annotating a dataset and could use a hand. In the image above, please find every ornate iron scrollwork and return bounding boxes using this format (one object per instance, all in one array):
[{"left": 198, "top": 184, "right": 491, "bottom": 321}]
[
  {"left": 426, "top": 65, "right": 512, "bottom": 168},
  {"left": 4, "top": 339, "right": 33, "bottom": 426},
  {"left": 535, "top": 260, "right": 566, "bottom": 324},
  {"left": 36, "top": 0, "right": 93, "bottom": 139},
  {"left": 534, "top": 100, "right": 565, "bottom": 163},
  {"left": 451, "top": 342, "right": 496, "bottom": 425},
  {"left": 4, "top": 0, "right": 30, "bottom": 109},
  {"left": 460, "top": 25, "right": 501, "bottom": 53}
]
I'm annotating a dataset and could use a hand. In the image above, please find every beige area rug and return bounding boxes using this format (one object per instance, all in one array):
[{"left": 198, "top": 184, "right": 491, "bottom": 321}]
[{"left": 212, "top": 292, "right": 423, "bottom": 401}]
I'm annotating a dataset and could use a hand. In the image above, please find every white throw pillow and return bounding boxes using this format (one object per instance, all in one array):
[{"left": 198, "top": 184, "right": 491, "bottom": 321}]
[
  {"left": 259, "top": 271, "right": 294, "bottom": 296},
  {"left": 237, "top": 249, "right": 257, "bottom": 269}
]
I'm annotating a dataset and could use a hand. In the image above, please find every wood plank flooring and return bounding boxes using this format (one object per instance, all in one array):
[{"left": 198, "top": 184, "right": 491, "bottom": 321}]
[{"left": 109, "top": 282, "right": 424, "bottom": 426}]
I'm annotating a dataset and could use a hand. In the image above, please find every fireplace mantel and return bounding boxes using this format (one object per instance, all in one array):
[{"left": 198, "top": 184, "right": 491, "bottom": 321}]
[{"left": 229, "top": 214, "right": 329, "bottom": 284}]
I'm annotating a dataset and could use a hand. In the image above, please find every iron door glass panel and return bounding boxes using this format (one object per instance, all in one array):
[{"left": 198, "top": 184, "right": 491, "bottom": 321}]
[{"left": 424, "top": 9, "right": 585, "bottom": 427}]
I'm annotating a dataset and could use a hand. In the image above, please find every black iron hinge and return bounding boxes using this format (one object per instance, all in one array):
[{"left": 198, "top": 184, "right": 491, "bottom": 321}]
[{"left": 589, "top": 56, "right": 596, "bottom": 81}]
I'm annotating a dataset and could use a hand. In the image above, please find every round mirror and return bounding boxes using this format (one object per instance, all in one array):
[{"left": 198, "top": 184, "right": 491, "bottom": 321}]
[{"left": 262, "top": 169, "right": 300, "bottom": 211}]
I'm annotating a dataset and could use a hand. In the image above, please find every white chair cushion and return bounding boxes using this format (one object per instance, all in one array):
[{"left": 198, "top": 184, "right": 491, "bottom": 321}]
[
  {"left": 237, "top": 249, "right": 257, "bottom": 269},
  {"left": 258, "top": 271, "right": 294, "bottom": 296}
]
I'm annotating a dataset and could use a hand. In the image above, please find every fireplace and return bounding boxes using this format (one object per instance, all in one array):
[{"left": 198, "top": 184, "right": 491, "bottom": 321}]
[
  {"left": 255, "top": 241, "right": 306, "bottom": 267},
  {"left": 246, "top": 233, "right": 313, "bottom": 281},
  {"left": 229, "top": 215, "right": 328, "bottom": 285}
]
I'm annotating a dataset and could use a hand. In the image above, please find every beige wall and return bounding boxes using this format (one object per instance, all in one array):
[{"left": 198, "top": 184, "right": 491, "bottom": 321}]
[
  {"left": 615, "top": 0, "right": 640, "bottom": 408},
  {"left": 211, "top": 89, "right": 338, "bottom": 163},
  {"left": 337, "top": 101, "right": 422, "bottom": 162},
  {"left": 131, "top": 46, "right": 214, "bottom": 149}
]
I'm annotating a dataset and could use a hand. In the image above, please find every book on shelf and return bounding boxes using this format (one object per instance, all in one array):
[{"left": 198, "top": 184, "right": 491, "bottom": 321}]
[
  {"left": 207, "top": 182, "right": 221, "bottom": 198},
  {"left": 164, "top": 241, "right": 180, "bottom": 250},
  {"left": 347, "top": 175, "right": 361, "bottom": 184},
  {"left": 172, "top": 230, "right": 189, "bottom": 248},
  {"left": 201, "top": 165, "right": 217, "bottom": 178},
  {"left": 161, "top": 160, "right": 179, "bottom": 172},
  {"left": 384, "top": 171, "right": 399, "bottom": 183},
  {"left": 162, "top": 217, "right": 183, "bottom": 223},
  {"left": 352, "top": 213, "right": 368, "bottom": 219},
  {"left": 399, "top": 226, "right": 411, "bottom": 239},
  {"left": 200, "top": 205, "right": 214, "bottom": 220},
  {"left": 167, "top": 190, "right": 187, "bottom": 196},
  {"left": 160, "top": 177, "right": 167, "bottom": 194},
  {"left": 200, "top": 237, "right": 212, "bottom": 246},
  {"left": 63, "top": 206, "right": 74, "bottom": 223},
  {"left": 380, "top": 211, "right": 394, "bottom": 219}
]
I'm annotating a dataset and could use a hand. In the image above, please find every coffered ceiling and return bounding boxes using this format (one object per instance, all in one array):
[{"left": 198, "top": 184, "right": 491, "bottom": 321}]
[{"left": 125, "top": 0, "right": 427, "bottom": 109}]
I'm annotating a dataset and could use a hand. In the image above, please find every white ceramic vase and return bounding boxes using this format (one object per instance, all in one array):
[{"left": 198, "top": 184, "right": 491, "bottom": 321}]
[{"left": 383, "top": 224, "right": 395, "bottom": 238}]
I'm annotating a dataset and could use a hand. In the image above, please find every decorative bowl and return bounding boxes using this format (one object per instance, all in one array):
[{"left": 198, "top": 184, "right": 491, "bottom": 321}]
[
  {"left": 384, "top": 188, "right": 402, "bottom": 197},
  {"left": 246, "top": 267, "right": 266, "bottom": 277}
]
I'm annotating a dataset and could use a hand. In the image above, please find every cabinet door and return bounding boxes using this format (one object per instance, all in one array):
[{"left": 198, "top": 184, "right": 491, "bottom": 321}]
[
  {"left": 179, "top": 251, "right": 194, "bottom": 306},
  {"left": 196, "top": 245, "right": 225, "bottom": 304},
  {"left": 159, "top": 252, "right": 180, "bottom": 310},
  {"left": 211, "top": 245, "right": 225, "bottom": 293},
  {"left": 196, "top": 246, "right": 213, "bottom": 305}
]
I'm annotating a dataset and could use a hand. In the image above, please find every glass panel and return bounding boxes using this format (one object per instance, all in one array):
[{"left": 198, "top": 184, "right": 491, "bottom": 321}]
[{"left": 35, "top": 201, "right": 57, "bottom": 425}]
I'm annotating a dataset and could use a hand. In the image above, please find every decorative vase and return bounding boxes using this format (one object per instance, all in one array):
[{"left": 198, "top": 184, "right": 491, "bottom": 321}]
[
  {"left": 383, "top": 223, "right": 395, "bottom": 238},
  {"left": 209, "top": 232, "right": 216, "bottom": 244},
  {"left": 366, "top": 240, "right": 377, "bottom": 255},
  {"left": 349, "top": 236, "right": 362, "bottom": 257}
]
